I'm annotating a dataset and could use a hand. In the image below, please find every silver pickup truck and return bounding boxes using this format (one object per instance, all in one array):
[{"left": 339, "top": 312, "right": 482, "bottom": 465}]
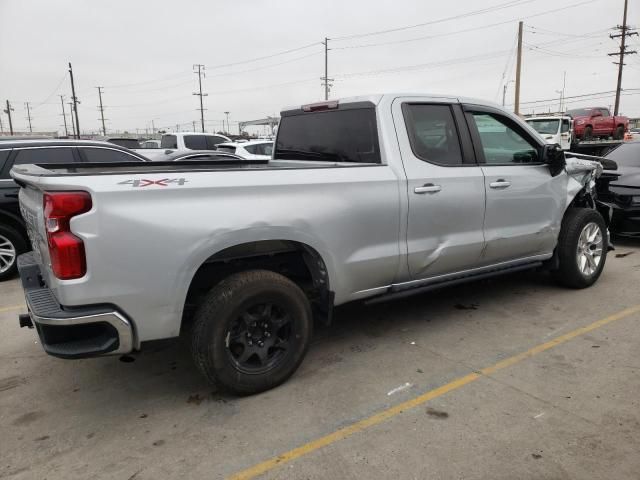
[{"left": 11, "top": 94, "right": 611, "bottom": 394}]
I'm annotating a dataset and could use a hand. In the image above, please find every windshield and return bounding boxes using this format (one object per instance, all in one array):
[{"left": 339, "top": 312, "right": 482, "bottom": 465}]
[
  {"left": 526, "top": 119, "right": 560, "bottom": 135},
  {"left": 275, "top": 107, "right": 380, "bottom": 163},
  {"left": 566, "top": 108, "right": 592, "bottom": 117},
  {"left": 606, "top": 143, "right": 640, "bottom": 167}
]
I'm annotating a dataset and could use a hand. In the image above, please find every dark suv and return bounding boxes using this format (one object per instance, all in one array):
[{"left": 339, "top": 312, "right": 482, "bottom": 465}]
[{"left": 0, "top": 140, "right": 147, "bottom": 280}]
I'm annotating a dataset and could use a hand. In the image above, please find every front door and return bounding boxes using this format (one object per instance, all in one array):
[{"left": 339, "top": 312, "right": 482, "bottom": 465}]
[
  {"left": 393, "top": 99, "right": 486, "bottom": 279},
  {"left": 465, "top": 107, "right": 565, "bottom": 265}
]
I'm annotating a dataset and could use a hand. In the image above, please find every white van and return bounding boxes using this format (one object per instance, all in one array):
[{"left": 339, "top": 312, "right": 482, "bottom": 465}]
[{"left": 525, "top": 116, "right": 573, "bottom": 150}]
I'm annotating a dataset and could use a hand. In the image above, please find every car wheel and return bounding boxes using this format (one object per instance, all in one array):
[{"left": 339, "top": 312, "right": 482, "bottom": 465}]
[
  {"left": 583, "top": 126, "right": 593, "bottom": 140},
  {"left": 614, "top": 125, "right": 624, "bottom": 140},
  {"left": 0, "top": 225, "right": 27, "bottom": 281},
  {"left": 554, "top": 208, "right": 607, "bottom": 288},
  {"left": 190, "top": 270, "right": 312, "bottom": 395}
]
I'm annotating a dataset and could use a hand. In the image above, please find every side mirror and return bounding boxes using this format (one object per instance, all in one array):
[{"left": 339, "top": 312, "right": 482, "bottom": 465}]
[{"left": 542, "top": 144, "right": 566, "bottom": 176}]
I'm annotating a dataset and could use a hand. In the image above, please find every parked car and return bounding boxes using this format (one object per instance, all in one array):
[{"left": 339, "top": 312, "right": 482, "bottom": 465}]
[
  {"left": 12, "top": 94, "right": 610, "bottom": 394},
  {"left": 139, "top": 139, "right": 161, "bottom": 149},
  {"left": 166, "top": 150, "right": 244, "bottom": 162},
  {"left": 525, "top": 116, "right": 572, "bottom": 150},
  {"left": 105, "top": 137, "right": 142, "bottom": 149},
  {"left": 216, "top": 140, "right": 273, "bottom": 159},
  {"left": 160, "top": 132, "right": 230, "bottom": 150},
  {"left": 0, "top": 140, "right": 147, "bottom": 280},
  {"left": 599, "top": 141, "right": 640, "bottom": 236},
  {"left": 566, "top": 107, "right": 629, "bottom": 141}
]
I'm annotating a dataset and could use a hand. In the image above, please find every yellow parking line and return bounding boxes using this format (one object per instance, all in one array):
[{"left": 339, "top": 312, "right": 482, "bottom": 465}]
[
  {"left": 227, "top": 304, "right": 640, "bottom": 480},
  {"left": 0, "top": 305, "right": 23, "bottom": 313}
]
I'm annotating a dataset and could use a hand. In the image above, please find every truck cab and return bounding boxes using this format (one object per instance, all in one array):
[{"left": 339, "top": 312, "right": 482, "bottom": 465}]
[{"left": 525, "top": 115, "right": 573, "bottom": 150}]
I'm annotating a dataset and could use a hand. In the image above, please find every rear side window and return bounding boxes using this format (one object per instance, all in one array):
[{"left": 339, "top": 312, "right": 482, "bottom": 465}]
[
  {"left": 206, "top": 136, "right": 228, "bottom": 149},
  {"left": 161, "top": 135, "right": 178, "bottom": 149},
  {"left": 0, "top": 150, "right": 10, "bottom": 178},
  {"left": 82, "top": 147, "right": 142, "bottom": 162},
  {"left": 184, "top": 135, "right": 208, "bottom": 150},
  {"left": 255, "top": 143, "right": 273, "bottom": 156},
  {"left": 13, "top": 148, "right": 75, "bottom": 165},
  {"left": 275, "top": 108, "right": 380, "bottom": 163},
  {"left": 402, "top": 104, "right": 463, "bottom": 165}
]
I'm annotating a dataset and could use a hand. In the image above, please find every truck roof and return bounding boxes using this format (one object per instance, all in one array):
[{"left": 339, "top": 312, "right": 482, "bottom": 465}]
[{"left": 282, "top": 93, "right": 500, "bottom": 113}]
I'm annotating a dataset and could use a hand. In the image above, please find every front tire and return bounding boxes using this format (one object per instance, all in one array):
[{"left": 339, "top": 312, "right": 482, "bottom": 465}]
[
  {"left": 0, "top": 225, "right": 27, "bottom": 282},
  {"left": 614, "top": 125, "right": 624, "bottom": 140},
  {"left": 583, "top": 126, "right": 593, "bottom": 141},
  {"left": 191, "top": 270, "right": 312, "bottom": 395},
  {"left": 554, "top": 208, "right": 607, "bottom": 288}
]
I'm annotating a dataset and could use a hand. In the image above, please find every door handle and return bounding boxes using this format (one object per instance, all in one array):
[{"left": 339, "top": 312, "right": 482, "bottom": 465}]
[
  {"left": 414, "top": 183, "right": 441, "bottom": 194},
  {"left": 489, "top": 179, "right": 511, "bottom": 189}
]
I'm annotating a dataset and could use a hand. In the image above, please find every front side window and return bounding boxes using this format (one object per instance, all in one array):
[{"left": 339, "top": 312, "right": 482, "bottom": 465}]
[
  {"left": 13, "top": 148, "right": 75, "bottom": 165},
  {"left": 83, "top": 147, "right": 141, "bottom": 162},
  {"left": 161, "top": 135, "right": 177, "bottom": 149},
  {"left": 256, "top": 143, "right": 273, "bottom": 156},
  {"left": 184, "top": 135, "right": 208, "bottom": 150},
  {"left": 606, "top": 143, "right": 640, "bottom": 167},
  {"left": 275, "top": 107, "right": 380, "bottom": 163},
  {"left": 402, "top": 104, "right": 463, "bottom": 166},
  {"left": 561, "top": 120, "right": 571, "bottom": 133},
  {"left": 471, "top": 113, "right": 539, "bottom": 165}
]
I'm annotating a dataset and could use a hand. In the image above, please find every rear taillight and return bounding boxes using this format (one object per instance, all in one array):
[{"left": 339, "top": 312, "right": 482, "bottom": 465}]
[{"left": 43, "top": 191, "right": 92, "bottom": 280}]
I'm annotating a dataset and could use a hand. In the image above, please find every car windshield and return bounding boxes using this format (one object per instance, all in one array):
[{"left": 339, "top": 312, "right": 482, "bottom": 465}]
[
  {"left": 566, "top": 108, "right": 591, "bottom": 117},
  {"left": 605, "top": 143, "right": 640, "bottom": 167},
  {"left": 527, "top": 119, "right": 560, "bottom": 135}
]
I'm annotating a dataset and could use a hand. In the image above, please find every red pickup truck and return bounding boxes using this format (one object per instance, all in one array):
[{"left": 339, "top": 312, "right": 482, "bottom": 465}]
[{"left": 567, "top": 107, "right": 629, "bottom": 141}]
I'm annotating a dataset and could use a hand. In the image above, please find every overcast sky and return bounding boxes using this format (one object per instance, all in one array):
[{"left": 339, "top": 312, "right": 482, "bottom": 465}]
[{"left": 1, "top": 0, "right": 638, "bottom": 135}]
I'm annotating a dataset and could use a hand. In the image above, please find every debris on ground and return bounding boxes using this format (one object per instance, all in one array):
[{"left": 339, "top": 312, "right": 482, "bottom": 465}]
[
  {"left": 615, "top": 252, "right": 634, "bottom": 258},
  {"left": 387, "top": 383, "right": 413, "bottom": 396},
  {"left": 455, "top": 303, "right": 479, "bottom": 310},
  {"left": 426, "top": 407, "right": 449, "bottom": 419}
]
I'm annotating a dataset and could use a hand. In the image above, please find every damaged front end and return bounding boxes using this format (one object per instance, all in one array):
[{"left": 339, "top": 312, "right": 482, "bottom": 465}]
[{"left": 564, "top": 152, "right": 617, "bottom": 249}]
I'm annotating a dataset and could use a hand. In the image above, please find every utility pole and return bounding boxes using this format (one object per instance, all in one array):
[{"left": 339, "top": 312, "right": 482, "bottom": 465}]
[
  {"left": 321, "top": 37, "right": 333, "bottom": 100},
  {"left": 192, "top": 120, "right": 196, "bottom": 131},
  {"left": 514, "top": 21, "right": 523, "bottom": 116},
  {"left": 68, "top": 102, "right": 76, "bottom": 137},
  {"left": 4, "top": 100, "right": 14, "bottom": 135},
  {"left": 193, "top": 64, "right": 207, "bottom": 133},
  {"left": 59, "top": 95, "right": 69, "bottom": 137},
  {"left": 24, "top": 102, "right": 33, "bottom": 133},
  {"left": 151, "top": 120, "right": 156, "bottom": 135},
  {"left": 68, "top": 62, "right": 81, "bottom": 138},
  {"left": 609, "top": 0, "right": 637, "bottom": 116},
  {"left": 0, "top": 114, "right": 3, "bottom": 133},
  {"left": 96, "top": 86, "right": 107, "bottom": 136},
  {"left": 224, "top": 112, "right": 230, "bottom": 134}
]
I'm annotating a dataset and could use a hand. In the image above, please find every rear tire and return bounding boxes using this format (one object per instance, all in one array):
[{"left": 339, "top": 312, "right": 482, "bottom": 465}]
[
  {"left": 554, "top": 208, "right": 607, "bottom": 288},
  {"left": 583, "top": 126, "right": 593, "bottom": 141},
  {"left": 0, "top": 225, "right": 27, "bottom": 282},
  {"left": 190, "top": 270, "right": 312, "bottom": 395},
  {"left": 614, "top": 125, "right": 624, "bottom": 140}
]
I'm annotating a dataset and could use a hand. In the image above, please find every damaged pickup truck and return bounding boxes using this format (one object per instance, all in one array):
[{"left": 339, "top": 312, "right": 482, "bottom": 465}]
[{"left": 11, "top": 94, "right": 613, "bottom": 394}]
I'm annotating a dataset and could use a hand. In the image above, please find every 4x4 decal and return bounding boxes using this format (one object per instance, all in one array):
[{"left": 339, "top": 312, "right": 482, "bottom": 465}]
[{"left": 118, "top": 178, "right": 188, "bottom": 187}]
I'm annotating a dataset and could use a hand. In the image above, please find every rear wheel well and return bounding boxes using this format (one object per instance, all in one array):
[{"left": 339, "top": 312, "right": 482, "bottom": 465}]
[{"left": 182, "top": 241, "right": 333, "bottom": 333}]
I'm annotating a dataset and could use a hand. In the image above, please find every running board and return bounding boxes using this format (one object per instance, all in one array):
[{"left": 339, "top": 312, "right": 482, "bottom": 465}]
[{"left": 365, "top": 261, "right": 543, "bottom": 305}]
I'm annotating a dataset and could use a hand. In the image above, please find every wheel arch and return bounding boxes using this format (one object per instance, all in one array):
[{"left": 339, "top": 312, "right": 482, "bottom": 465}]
[
  {"left": 180, "top": 238, "right": 335, "bottom": 332},
  {"left": 0, "top": 210, "right": 28, "bottom": 242}
]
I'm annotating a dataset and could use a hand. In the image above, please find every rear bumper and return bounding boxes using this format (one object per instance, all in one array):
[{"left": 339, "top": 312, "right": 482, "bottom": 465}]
[{"left": 17, "top": 252, "right": 134, "bottom": 359}]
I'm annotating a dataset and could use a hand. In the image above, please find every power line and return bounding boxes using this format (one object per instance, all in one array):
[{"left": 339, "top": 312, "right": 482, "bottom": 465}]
[
  {"left": 207, "top": 42, "right": 321, "bottom": 70},
  {"left": 331, "top": 0, "right": 537, "bottom": 41}
]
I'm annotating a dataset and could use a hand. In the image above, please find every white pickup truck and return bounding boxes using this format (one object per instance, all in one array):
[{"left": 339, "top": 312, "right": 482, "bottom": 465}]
[
  {"left": 136, "top": 132, "right": 231, "bottom": 160},
  {"left": 12, "top": 94, "right": 611, "bottom": 394}
]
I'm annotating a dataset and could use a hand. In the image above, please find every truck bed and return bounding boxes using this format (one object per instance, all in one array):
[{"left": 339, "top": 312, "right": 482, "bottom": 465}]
[{"left": 11, "top": 159, "right": 369, "bottom": 178}]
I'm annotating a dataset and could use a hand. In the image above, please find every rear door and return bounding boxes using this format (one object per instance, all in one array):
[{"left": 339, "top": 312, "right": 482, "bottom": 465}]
[
  {"left": 464, "top": 105, "right": 564, "bottom": 265},
  {"left": 393, "top": 98, "right": 486, "bottom": 279}
]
